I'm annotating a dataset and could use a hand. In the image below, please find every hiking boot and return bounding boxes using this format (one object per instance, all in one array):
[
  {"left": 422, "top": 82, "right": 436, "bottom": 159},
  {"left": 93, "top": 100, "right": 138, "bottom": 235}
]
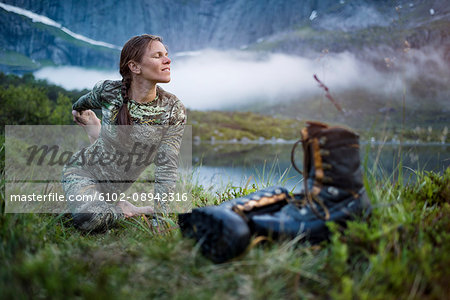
[
  {"left": 179, "top": 121, "right": 371, "bottom": 262},
  {"left": 249, "top": 121, "right": 371, "bottom": 241},
  {"left": 178, "top": 186, "right": 290, "bottom": 263}
]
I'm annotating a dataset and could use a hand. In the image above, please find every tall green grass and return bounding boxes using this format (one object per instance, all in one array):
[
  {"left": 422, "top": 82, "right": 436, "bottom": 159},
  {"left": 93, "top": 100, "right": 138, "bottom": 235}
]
[{"left": 1, "top": 136, "right": 449, "bottom": 299}]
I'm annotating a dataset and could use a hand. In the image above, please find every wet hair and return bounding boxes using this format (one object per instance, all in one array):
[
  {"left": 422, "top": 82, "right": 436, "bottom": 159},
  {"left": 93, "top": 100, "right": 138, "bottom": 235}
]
[{"left": 118, "top": 34, "right": 163, "bottom": 125}]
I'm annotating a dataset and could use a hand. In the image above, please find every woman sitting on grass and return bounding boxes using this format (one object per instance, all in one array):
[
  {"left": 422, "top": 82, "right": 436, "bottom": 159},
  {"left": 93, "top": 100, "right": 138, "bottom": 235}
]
[{"left": 62, "top": 34, "right": 186, "bottom": 232}]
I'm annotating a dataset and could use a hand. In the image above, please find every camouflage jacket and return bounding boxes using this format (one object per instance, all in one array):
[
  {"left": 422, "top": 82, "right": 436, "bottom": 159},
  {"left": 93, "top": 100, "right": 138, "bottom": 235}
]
[{"left": 68, "top": 80, "right": 186, "bottom": 197}]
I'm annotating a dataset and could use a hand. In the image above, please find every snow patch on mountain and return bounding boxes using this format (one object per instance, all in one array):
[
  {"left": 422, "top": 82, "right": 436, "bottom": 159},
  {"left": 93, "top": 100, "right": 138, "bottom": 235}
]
[{"left": 0, "top": 2, "right": 121, "bottom": 50}]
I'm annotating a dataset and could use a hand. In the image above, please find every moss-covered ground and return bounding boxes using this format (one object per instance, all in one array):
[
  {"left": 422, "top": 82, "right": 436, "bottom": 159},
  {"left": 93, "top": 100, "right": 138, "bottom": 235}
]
[
  {"left": 1, "top": 135, "right": 449, "bottom": 299},
  {"left": 1, "top": 72, "right": 449, "bottom": 299}
]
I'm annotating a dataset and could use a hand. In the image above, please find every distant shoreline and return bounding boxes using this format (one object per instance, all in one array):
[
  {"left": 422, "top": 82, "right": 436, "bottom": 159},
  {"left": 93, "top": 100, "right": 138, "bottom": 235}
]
[{"left": 193, "top": 138, "right": 450, "bottom": 146}]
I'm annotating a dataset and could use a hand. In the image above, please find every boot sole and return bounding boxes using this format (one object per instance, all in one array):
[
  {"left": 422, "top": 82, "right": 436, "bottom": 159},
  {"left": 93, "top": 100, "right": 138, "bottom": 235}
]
[{"left": 179, "top": 206, "right": 251, "bottom": 263}]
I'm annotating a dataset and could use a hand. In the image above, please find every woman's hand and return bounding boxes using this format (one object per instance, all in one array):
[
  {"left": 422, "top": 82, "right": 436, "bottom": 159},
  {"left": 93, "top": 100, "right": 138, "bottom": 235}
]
[
  {"left": 116, "top": 200, "right": 154, "bottom": 218},
  {"left": 72, "top": 109, "right": 101, "bottom": 143}
]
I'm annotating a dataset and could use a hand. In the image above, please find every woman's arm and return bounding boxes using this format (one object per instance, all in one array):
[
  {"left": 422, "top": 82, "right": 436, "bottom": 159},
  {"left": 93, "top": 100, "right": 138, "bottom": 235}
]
[
  {"left": 154, "top": 100, "right": 187, "bottom": 213},
  {"left": 72, "top": 80, "right": 107, "bottom": 111},
  {"left": 71, "top": 80, "right": 111, "bottom": 143}
]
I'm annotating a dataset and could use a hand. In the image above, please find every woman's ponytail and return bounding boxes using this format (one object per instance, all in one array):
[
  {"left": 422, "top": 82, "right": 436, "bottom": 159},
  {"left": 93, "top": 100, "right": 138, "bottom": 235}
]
[{"left": 118, "top": 77, "right": 132, "bottom": 125}]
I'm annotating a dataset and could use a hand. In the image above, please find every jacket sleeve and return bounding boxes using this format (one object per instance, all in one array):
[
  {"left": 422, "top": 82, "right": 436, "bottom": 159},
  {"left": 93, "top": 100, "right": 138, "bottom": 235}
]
[
  {"left": 154, "top": 100, "right": 187, "bottom": 212},
  {"left": 72, "top": 80, "right": 106, "bottom": 111}
]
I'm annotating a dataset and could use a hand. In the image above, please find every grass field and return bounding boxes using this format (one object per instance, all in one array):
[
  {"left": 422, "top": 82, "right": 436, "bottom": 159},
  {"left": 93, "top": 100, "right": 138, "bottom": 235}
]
[
  {"left": 187, "top": 109, "right": 448, "bottom": 144},
  {"left": 1, "top": 133, "right": 449, "bottom": 299},
  {"left": 1, "top": 73, "right": 449, "bottom": 299}
]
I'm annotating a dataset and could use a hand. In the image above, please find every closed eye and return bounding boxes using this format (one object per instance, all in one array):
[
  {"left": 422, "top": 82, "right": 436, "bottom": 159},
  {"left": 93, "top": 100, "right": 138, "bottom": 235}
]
[{"left": 153, "top": 51, "right": 168, "bottom": 58}]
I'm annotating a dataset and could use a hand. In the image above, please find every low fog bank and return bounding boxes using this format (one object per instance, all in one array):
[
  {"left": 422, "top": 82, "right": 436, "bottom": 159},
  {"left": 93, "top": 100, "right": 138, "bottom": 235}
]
[
  {"left": 168, "top": 50, "right": 398, "bottom": 110},
  {"left": 34, "top": 48, "right": 449, "bottom": 110},
  {"left": 34, "top": 67, "right": 121, "bottom": 91}
]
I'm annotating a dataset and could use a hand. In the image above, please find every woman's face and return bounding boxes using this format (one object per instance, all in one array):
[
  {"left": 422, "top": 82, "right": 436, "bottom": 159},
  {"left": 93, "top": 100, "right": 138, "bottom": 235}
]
[{"left": 136, "top": 41, "right": 171, "bottom": 84}]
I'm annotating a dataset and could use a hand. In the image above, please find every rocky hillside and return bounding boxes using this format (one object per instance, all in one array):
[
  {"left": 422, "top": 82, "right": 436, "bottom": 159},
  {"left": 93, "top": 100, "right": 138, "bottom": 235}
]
[
  {"left": 4, "top": 0, "right": 390, "bottom": 51},
  {"left": 1, "top": 0, "right": 449, "bottom": 72}
]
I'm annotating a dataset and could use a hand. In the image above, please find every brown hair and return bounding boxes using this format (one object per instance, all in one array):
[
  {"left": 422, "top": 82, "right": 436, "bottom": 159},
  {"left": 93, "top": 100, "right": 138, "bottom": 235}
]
[{"left": 118, "top": 34, "right": 163, "bottom": 125}]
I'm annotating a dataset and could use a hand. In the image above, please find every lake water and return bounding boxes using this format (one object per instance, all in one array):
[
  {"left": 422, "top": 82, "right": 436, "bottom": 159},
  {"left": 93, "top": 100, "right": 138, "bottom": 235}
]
[{"left": 192, "top": 142, "right": 450, "bottom": 192}]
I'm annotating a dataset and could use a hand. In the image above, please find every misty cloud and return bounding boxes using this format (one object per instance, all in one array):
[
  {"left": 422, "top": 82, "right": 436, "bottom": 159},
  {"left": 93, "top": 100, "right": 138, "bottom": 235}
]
[
  {"left": 34, "top": 67, "right": 121, "bottom": 91},
  {"left": 166, "top": 50, "right": 399, "bottom": 109},
  {"left": 34, "top": 48, "right": 447, "bottom": 110}
]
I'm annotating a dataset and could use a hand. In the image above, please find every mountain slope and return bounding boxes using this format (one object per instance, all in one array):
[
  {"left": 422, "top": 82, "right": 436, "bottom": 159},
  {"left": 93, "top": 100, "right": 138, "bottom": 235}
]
[
  {"left": 0, "top": 2, "right": 120, "bottom": 73},
  {"left": 1, "top": 0, "right": 448, "bottom": 71}
]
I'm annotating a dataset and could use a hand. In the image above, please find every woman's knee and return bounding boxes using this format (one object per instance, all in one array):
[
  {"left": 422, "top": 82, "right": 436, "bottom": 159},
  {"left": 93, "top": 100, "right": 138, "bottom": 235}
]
[{"left": 72, "top": 211, "right": 114, "bottom": 233}]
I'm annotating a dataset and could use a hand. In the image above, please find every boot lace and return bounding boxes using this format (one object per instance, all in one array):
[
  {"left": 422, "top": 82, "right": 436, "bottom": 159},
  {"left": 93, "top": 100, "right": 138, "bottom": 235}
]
[{"left": 290, "top": 137, "right": 330, "bottom": 220}]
